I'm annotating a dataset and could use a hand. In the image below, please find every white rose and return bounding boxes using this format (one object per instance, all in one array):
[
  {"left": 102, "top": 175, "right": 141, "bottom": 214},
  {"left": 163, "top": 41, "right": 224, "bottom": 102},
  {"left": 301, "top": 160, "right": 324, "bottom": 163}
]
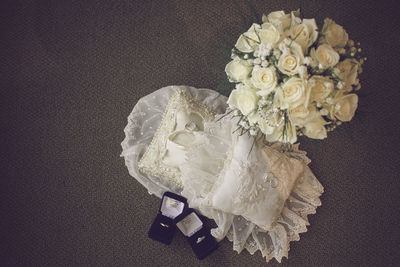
[
  {"left": 265, "top": 120, "right": 297, "bottom": 144},
  {"left": 277, "top": 39, "right": 304, "bottom": 75},
  {"left": 251, "top": 65, "right": 277, "bottom": 96},
  {"left": 247, "top": 111, "right": 260, "bottom": 125},
  {"left": 322, "top": 18, "right": 349, "bottom": 48},
  {"left": 235, "top": 24, "right": 261, "bottom": 53},
  {"left": 289, "top": 18, "right": 318, "bottom": 53},
  {"left": 289, "top": 104, "right": 310, "bottom": 126},
  {"left": 330, "top": 92, "right": 358, "bottom": 122},
  {"left": 259, "top": 23, "right": 281, "bottom": 45},
  {"left": 227, "top": 84, "right": 260, "bottom": 116},
  {"left": 311, "top": 44, "right": 340, "bottom": 69},
  {"left": 225, "top": 57, "right": 252, "bottom": 82},
  {"left": 303, "top": 114, "right": 328, "bottom": 140},
  {"left": 337, "top": 58, "right": 360, "bottom": 92},
  {"left": 309, "top": 75, "right": 334, "bottom": 103},
  {"left": 289, "top": 105, "right": 326, "bottom": 127},
  {"left": 290, "top": 10, "right": 302, "bottom": 28},
  {"left": 266, "top": 11, "right": 291, "bottom": 31},
  {"left": 276, "top": 77, "right": 310, "bottom": 110},
  {"left": 248, "top": 112, "right": 275, "bottom": 135}
]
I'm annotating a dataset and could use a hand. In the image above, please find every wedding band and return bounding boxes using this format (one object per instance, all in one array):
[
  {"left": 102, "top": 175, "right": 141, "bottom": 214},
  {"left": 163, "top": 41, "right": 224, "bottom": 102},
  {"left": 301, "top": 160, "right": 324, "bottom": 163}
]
[
  {"left": 185, "top": 122, "right": 197, "bottom": 132},
  {"left": 160, "top": 223, "right": 169, "bottom": 228},
  {"left": 196, "top": 236, "right": 205, "bottom": 243}
]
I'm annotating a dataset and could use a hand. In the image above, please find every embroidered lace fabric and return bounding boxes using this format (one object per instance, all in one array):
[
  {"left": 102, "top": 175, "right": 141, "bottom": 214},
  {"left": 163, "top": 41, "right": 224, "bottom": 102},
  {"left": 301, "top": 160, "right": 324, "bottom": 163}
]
[
  {"left": 179, "top": 115, "right": 324, "bottom": 262},
  {"left": 121, "top": 86, "right": 324, "bottom": 263},
  {"left": 137, "top": 89, "right": 216, "bottom": 187},
  {"left": 121, "top": 86, "right": 227, "bottom": 197}
]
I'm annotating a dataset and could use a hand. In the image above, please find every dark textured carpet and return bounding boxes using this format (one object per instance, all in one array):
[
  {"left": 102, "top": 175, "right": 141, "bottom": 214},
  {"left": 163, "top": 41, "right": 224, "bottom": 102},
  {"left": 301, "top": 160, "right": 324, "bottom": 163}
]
[{"left": 1, "top": 0, "right": 399, "bottom": 266}]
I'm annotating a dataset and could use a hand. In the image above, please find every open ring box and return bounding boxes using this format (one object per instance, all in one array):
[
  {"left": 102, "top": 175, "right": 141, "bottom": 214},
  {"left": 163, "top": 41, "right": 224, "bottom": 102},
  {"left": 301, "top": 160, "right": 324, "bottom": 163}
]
[
  {"left": 148, "top": 192, "right": 187, "bottom": 245},
  {"left": 175, "top": 208, "right": 218, "bottom": 260}
]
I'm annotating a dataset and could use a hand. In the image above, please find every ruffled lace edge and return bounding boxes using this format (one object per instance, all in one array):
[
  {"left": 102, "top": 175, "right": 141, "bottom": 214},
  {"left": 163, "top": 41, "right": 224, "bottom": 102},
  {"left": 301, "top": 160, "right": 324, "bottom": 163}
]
[
  {"left": 180, "top": 114, "right": 325, "bottom": 263},
  {"left": 121, "top": 86, "right": 324, "bottom": 263},
  {"left": 225, "top": 162, "right": 324, "bottom": 263}
]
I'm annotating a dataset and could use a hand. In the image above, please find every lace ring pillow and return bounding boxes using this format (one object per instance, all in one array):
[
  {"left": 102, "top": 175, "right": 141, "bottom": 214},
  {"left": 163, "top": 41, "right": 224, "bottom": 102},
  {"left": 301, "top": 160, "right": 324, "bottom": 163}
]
[
  {"left": 121, "top": 85, "right": 323, "bottom": 263},
  {"left": 121, "top": 85, "right": 227, "bottom": 197},
  {"left": 138, "top": 88, "right": 217, "bottom": 188}
]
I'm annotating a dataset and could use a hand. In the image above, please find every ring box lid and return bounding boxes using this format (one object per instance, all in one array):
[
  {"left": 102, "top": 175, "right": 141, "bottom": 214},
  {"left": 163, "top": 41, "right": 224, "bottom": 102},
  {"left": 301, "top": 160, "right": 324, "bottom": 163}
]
[
  {"left": 159, "top": 192, "right": 187, "bottom": 219},
  {"left": 176, "top": 208, "right": 218, "bottom": 260},
  {"left": 148, "top": 192, "right": 187, "bottom": 245}
]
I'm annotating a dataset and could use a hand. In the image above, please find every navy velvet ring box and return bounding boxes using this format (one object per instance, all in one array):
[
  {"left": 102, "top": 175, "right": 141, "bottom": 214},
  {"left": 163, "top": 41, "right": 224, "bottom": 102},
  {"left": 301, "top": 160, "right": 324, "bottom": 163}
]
[
  {"left": 148, "top": 192, "right": 188, "bottom": 245},
  {"left": 148, "top": 192, "right": 218, "bottom": 260},
  {"left": 175, "top": 208, "right": 218, "bottom": 260}
]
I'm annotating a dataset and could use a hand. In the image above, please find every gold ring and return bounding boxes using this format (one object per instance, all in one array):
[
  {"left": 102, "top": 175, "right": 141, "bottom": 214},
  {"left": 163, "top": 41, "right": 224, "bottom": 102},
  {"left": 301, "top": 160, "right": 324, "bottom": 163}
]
[
  {"left": 160, "top": 223, "right": 169, "bottom": 228},
  {"left": 196, "top": 236, "right": 205, "bottom": 243},
  {"left": 185, "top": 122, "right": 197, "bottom": 132}
]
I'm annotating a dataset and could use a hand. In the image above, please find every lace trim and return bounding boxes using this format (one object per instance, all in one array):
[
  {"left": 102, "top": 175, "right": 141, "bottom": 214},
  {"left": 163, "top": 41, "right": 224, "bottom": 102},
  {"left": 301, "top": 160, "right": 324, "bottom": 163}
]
[
  {"left": 122, "top": 86, "right": 324, "bottom": 263},
  {"left": 226, "top": 162, "right": 324, "bottom": 263},
  {"left": 181, "top": 115, "right": 324, "bottom": 262},
  {"left": 138, "top": 89, "right": 216, "bottom": 188}
]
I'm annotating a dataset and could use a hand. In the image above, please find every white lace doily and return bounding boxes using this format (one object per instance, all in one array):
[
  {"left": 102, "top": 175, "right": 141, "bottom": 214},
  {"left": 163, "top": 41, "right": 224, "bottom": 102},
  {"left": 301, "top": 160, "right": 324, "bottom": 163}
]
[{"left": 121, "top": 85, "right": 324, "bottom": 263}]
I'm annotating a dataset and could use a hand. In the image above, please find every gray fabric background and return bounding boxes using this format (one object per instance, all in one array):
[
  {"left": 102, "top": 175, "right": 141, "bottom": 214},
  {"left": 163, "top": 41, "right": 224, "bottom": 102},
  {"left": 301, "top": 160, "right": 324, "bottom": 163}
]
[{"left": 1, "top": 0, "right": 399, "bottom": 266}]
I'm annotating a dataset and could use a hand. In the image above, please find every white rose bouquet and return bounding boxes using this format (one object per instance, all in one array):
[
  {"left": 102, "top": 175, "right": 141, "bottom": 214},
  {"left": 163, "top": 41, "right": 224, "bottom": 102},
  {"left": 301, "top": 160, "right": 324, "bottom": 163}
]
[{"left": 225, "top": 10, "right": 366, "bottom": 143}]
